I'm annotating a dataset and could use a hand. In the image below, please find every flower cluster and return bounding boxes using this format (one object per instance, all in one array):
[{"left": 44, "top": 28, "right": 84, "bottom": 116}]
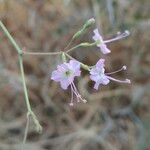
[{"left": 51, "top": 20, "right": 130, "bottom": 106}]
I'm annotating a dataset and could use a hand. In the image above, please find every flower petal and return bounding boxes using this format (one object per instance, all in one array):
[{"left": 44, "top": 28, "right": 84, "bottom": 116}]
[
  {"left": 92, "top": 34, "right": 99, "bottom": 41},
  {"left": 93, "top": 28, "right": 99, "bottom": 34},
  {"left": 96, "top": 59, "right": 105, "bottom": 68},
  {"left": 69, "top": 60, "right": 80, "bottom": 70},
  {"left": 60, "top": 80, "right": 70, "bottom": 90},
  {"left": 94, "top": 82, "right": 100, "bottom": 90},
  {"left": 101, "top": 76, "right": 110, "bottom": 85},
  {"left": 93, "top": 28, "right": 103, "bottom": 42},
  {"left": 90, "top": 74, "right": 100, "bottom": 82},
  {"left": 51, "top": 70, "right": 62, "bottom": 81},
  {"left": 99, "top": 44, "right": 111, "bottom": 54},
  {"left": 68, "top": 60, "right": 81, "bottom": 76},
  {"left": 93, "top": 28, "right": 111, "bottom": 54}
]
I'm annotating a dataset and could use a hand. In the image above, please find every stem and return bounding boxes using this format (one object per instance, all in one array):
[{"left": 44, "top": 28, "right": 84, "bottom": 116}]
[
  {"left": 23, "top": 51, "right": 61, "bottom": 56},
  {"left": 22, "top": 113, "right": 30, "bottom": 150},
  {"left": 22, "top": 42, "right": 96, "bottom": 57},
  {"left": 19, "top": 55, "right": 32, "bottom": 112},
  {"left": 0, "top": 21, "right": 42, "bottom": 146},
  {"left": 63, "top": 38, "right": 74, "bottom": 51},
  {"left": 66, "top": 42, "right": 96, "bottom": 53},
  {"left": 0, "top": 21, "right": 22, "bottom": 54},
  {"left": 66, "top": 44, "right": 81, "bottom": 53}
]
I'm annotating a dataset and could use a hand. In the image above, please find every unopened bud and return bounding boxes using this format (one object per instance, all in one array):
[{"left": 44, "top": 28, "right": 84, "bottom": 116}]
[
  {"left": 73, "top": 18, "right": 95, "bottom": 40},
  {"left": 83, "top": 18, "right": 95, "bottom": 29},
  {"left": 62, "top": 52, "right": 67, "bottom": 62},
  {"left": 72, "top": 30, "right": 82, "bottom": 39}
]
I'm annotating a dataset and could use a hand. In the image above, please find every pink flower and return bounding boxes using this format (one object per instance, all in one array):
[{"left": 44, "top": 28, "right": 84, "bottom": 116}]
[
  {"left": 51, "top": 60, "right": 86, "bottom": 106},
  {"left": 90, "top": 59, "right": 131, "bottom": 90},
  {"left": 93, "top": 29, "right": 111, "bottom": 54},
  {"left": 93, "top": 28, "right": 130, "bottom": 54}
]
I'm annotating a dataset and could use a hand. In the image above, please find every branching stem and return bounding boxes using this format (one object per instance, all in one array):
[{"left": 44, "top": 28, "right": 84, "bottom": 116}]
[{"left": 0, "top": 21, "right": 42, "bottom": 149}]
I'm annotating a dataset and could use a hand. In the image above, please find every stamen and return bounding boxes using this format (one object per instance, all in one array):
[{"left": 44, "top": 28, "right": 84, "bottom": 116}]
[
  {"left": 71, "top": 82, "right": 80, "bottom": 96},
  {"left": 106, "top": 76, "right": 131, "bottom": 84},
  {"left": 69, "top": 84, "right": 74, "bottom": 106},
  {"left": 106, "top": 65, "right": 127, "bottom": 75},
  {"left": 71, "top": 83, "right": 80, "bottom": 102},
  {"left": 104, "top": 30, "right": 130, "bottom": 43},
  {"left": 125, "top": 79, "right": 131, "bottom": 84},
  {"left": 82, "top": 99, "right": 87, "bottom": 103},
  {"left": 71, "top": 82, "right": 87, "bottom": 103}
]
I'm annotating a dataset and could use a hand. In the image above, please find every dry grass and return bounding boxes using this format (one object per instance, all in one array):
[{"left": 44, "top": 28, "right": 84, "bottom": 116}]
[{"left": 0, "top": 0, "right": 149, "bottom": 150}]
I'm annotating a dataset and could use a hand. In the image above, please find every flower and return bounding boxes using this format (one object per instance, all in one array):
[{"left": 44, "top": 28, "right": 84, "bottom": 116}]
[
  {"left": 93, "top": 29, "right": 111, "bottom": 54},
  {"left": 51, "top": 60, "right": 86, "bottom": 106},
  {"left": 93, "top": 28, "right": 130, "bottom": 54},
  {"left": 90, "top": 59, "right": 131, "bottom": 90}
]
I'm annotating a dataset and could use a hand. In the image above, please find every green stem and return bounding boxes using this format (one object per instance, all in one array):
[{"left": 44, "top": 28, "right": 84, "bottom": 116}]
[
  {"left": 19, "top": 56, "right": 32, "bottom": 112},
  {"left": 63, "top": 38, "right": 74, "bottom": 51},
  {"left": 66, "top": 42, "right": 97, "bottom": 53},
  {"left": 0, "top": 21, "right": 42, "bottom": 133},
  {"left": 22, "top": 112, "right": 30, "bottom": 150},
  {"left": 23, "top": 51, "right": 61, "bottom": 56},
  {"left": 0, "top": 21, "right": 22, "bottom": 54}
]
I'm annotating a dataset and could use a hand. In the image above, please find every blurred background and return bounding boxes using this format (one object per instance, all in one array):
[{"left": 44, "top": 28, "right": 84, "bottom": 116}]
[{"left": 0, "top": 0, "right": 149, "bottom": 150}]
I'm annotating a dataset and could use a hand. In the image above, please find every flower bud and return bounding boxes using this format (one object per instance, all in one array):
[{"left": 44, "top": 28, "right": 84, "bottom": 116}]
[
  {"left": 61, "top": 52, "right": 67, "bottom": 62},
  {"left": 83, "top": 18, "right": 95, "bottom": 29},
  {"left": 73, "top": 18, "right": 95, "bottom": 40}
]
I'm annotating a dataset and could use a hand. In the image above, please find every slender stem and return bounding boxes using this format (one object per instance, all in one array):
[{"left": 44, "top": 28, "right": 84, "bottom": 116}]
[
  {"left": 65, "top": 53, "right": 76, "bottom": 60},
  {"left": 63, "top": 38, "right": 74, "bottom": 51},
  {"left": 0, "top": 21, "right": 22, "bottom": 54},
  {"left": 19, "top": 56, "right": 32, "bottom": 112},
  {"left": 66, "top": 42, "right": 96, "bottom": 53},
  {"left": 22, "top": 113, "right": 30, "bottom": 150},
  {"left": 22, "top": 42, "right": 96, "bottom": 56},
  {"left": 0, "top": 21, "right": 33, "bottom": 112},
  {"left": 66, "top": 43, "right": 82, "bottom": 53},
  {"left": 23, "top": 51, "right": 61, "bottom": 56},
  {"left": 0, "top": 21, "right": 42, "bottom": 146}
]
